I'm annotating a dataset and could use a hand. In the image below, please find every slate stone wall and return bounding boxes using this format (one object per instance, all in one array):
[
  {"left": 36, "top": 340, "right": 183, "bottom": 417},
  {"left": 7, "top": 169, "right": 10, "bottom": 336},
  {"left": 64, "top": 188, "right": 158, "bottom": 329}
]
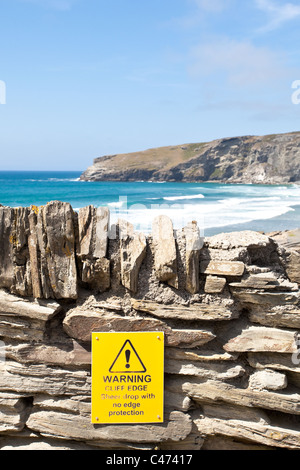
[{"left": 0, "top": 201, "right": 300, "bottom": 450}]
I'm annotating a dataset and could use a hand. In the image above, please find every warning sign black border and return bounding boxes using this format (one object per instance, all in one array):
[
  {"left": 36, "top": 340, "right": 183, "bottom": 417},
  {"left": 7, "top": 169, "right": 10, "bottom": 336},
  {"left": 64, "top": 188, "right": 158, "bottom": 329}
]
[{"left": 109, "top": 339, "right": 147, "bottom": 373}]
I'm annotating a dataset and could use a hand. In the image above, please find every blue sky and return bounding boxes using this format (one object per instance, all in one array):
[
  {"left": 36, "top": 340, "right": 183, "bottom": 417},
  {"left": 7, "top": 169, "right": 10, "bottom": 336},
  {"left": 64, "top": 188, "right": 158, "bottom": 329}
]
[{"left": 0, "top": 0, "right": 300, "bottom": 170}]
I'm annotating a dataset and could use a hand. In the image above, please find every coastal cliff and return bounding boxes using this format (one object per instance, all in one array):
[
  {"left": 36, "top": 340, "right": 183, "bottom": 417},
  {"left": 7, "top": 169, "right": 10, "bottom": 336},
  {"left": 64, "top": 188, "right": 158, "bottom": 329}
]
[
  {"left": 80, "top": 131, "right": 300, "bottom": 184},
  {"left": 1, "top": 201, "right": 300, "bottom": 449}
]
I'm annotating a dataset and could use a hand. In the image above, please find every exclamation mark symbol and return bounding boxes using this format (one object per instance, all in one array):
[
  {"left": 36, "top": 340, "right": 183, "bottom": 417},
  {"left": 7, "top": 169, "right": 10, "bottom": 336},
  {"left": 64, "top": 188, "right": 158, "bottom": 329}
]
[{"left": 125, "top": 349, "right": 131, "bottom": 369}]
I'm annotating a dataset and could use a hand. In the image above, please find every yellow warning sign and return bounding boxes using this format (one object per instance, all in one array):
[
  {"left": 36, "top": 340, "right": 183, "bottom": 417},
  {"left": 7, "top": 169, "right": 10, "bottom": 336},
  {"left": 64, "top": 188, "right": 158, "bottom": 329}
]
[{"left": 91, "top": 332, "right": 164, "bottom": 424}]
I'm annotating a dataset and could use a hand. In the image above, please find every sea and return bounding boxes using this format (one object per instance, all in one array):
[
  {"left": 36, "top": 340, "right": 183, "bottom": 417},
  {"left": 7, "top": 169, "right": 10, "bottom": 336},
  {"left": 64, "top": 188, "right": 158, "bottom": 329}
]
[{"left": 1, "top": 170, "right": 300, "bottom": 237}]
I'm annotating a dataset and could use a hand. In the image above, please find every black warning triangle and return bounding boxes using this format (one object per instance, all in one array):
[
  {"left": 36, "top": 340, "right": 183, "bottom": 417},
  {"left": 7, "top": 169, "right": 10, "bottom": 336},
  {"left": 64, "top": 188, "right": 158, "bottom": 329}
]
[{"left": 109, "top": 339, "right": 147, "bottom": 373}]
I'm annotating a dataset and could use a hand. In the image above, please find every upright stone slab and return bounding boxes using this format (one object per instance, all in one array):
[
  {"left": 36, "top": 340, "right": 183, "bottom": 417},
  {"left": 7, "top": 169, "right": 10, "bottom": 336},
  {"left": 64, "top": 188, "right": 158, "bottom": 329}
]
[
  {"left": 0, "top": 206, "right": 32, "bottom": 297},
  {"left": 28, "top": 208, "right": 43, "bottom": 299},
  {"left": 0, "top": 206, "right": 14, "bottom": 290},
  {"left": 28, "top": 202, "right": 78, "bottom": 300},
  {"left": 77, "top": 205, "right": 109, "bottom": 259},
  {"left": 77, "top": 206, "right": 110, "bottom": 293},
  {"left": 184, "top": 221, "right": 202, "bottom": 294},
  {"left": 152, "top": 215, "right": 178, "bottom": 289},
  {"left": 118, "top": 219, "right": 147, "bottom": 293}
]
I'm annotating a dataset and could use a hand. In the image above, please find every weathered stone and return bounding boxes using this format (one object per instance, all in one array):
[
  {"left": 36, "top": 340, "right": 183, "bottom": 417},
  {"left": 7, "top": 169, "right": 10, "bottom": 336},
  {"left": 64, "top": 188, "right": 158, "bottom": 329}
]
[
  {"left": 229, "top": 272, "right": 298, "bottom": 291},
  {"left": 206, "top": 230, "right": 272, "bottom": 250},
  {"left": 285, "top": 250, "right": 300, "bottom": 285},
  {"left": 0, "top": 437, "right": 99, "bottom": 451},
  {"left": 269, "top": 228, "right": 300, "bottom": 251},
  {"left": 159, "top": 422, "right": 204, "bottom": 451},
  {"left": 0, "top": 206, "right": 32, "bottom": 297},
  {"left": 165, "top": 348, "right": 238, "bottom": 363},
  {"left": 171, "top": 377, "right": 300, "bottom": 415},
  {"left": 193, "top": 410, "right": 300, "bottom": 449},
  {"left": 91, "top": 300, "right": 123, "bottom": 311},
  {"left": 0, "top": 393, "right": 31, "bottom": 433},
  {"left": 201, "top": 436, "right": 272, "bottom": 450},
  {"left": 168, "top": 329, "right": 215, "bottom": 348},
  {"left": 165, "top": 359, "right": 245, "bottom": 380},
  {"left": 164, "top": 391, "right": 192, "bottom": 413},
  {"left": 0, "top": 360, "right": 90, "bottom": 396},
  {"left": 0, "top": 316, "right": 43, "bottom": 342},
  {"left": 62, "top": 308, "right": 215, "bottom": 348},
  {"left": 77, "top": 205, "right": 109, "bottom": 259},
  {"left": 77, "top": 206, "right": 110, "bottom": 292},
  {"left": 249, "top": 306, "right": 300, "bottom": 328},
  {"left": 200, "top": 402, "right": 270, "bottom": 423},
  {"left": 43, "top": 201, "right": 77, "bottom": 299},
  {"left": 29, "top": 202, "right": 78, "bottom": 300},
  {"left": 118, "top": 219, "right": 147, "bottom": 293},
  {"left": 152, "top": 215, "right": 178, "bottom": 289},
  {"left": 81, "top": 258, "right": 110, "bottom": 292},
  {"left": 247, "top": 352, "right": 300, "bottom": 373},
  {"left": 204, "top": 275, "right": 226, "bottom": 294},
  {"left": 223, "top": 326, "right": 298, "bottom": 353},
  {"left": 0, "top": 289, "right": 61, "bottom": 322},
  {"left": 0, "top": 289, "right": 61, "bottom": 341},
  {"left": 246, "top": 265, "right": 273, "bottom": 274},
  {"left": 32, "top": 394, "right": 91, "bottom": 415},
  {"left": 132, "top": 299, "right": 237, "bottom": 321},
  {"left": 231, "top": 290, "right": 300, "bottom": 306},
  {"left": 184, "top": 221, "right": 202, "bottom": 294},
  {"left": 200, "top": 260, "right": 245, "bottom": 277},
  {"left": 6, "top": 341, "right": 91, "bottom": 368},
  {"left": 28, "top": 211, "right": 43, "bottom": 299},
  {"left": 33, "top": 208, "right": 53, "bottom": 299},
  {"left": 10, "top": 207, "right": 31, "bottom": 297},
  {"left": 26, "top": 408, "right": 192, "bottom": 445},
  {"left": 0, "top": 207, "right": 15, "bottom": 289},
  {"left": 249, "top": 369, "right": 287, "bottom": 391}
]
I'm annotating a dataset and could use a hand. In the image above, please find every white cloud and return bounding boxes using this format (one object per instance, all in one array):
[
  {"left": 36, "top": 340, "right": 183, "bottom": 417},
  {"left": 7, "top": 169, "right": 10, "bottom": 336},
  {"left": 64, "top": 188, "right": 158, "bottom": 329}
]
[
  {"left": 255, "top": 0, "right": 300, "bottom": 31},
  {"left": 189, "top": 38, "right": 285, "bottom": 87}
]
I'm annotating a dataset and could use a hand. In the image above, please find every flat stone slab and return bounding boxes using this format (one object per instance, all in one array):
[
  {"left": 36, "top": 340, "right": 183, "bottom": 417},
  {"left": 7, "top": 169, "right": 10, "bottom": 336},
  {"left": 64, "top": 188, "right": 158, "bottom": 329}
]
[
  {"left": 63, "top": 308, "right": 216, "bottom": 348},
  {"left": 170, "top": 377, "right": 300, "bottom": 416},
  {"left": 0, "top": 289, "right": 62, "bottom": 340},
  {"left": 132, "top": 299, "right": 237, "bottom": 321},
  {"left": 200, "top": 260, "right": 245, "bottom": 277},
  {"left": 26, "top": 408, "right": 192, "bottom": 445},
  {"left": 206, "top": 230, "right": 272, "bottom": 250},
  {"left": 223, "top": 326, "right": 298, "bottom": 353}
]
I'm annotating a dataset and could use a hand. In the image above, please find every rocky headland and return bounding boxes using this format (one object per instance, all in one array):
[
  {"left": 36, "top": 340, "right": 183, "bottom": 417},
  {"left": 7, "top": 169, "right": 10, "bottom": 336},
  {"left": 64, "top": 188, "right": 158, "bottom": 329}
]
[{"left": 80, "top": 131, "right": 300, "bottom": 184}]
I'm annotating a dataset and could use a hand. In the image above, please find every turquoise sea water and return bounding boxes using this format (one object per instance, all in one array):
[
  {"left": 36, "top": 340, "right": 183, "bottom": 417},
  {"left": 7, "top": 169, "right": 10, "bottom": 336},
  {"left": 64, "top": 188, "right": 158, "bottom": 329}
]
[{"left": 1, "top": 171, "right": 300, "bottom": 236}]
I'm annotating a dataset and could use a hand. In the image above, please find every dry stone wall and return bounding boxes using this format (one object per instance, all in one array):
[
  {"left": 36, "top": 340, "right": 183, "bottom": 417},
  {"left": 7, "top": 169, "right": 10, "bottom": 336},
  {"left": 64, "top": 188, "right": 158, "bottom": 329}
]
[{"left": 0, "top": 201, "right": 300, "bottom": 450}]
